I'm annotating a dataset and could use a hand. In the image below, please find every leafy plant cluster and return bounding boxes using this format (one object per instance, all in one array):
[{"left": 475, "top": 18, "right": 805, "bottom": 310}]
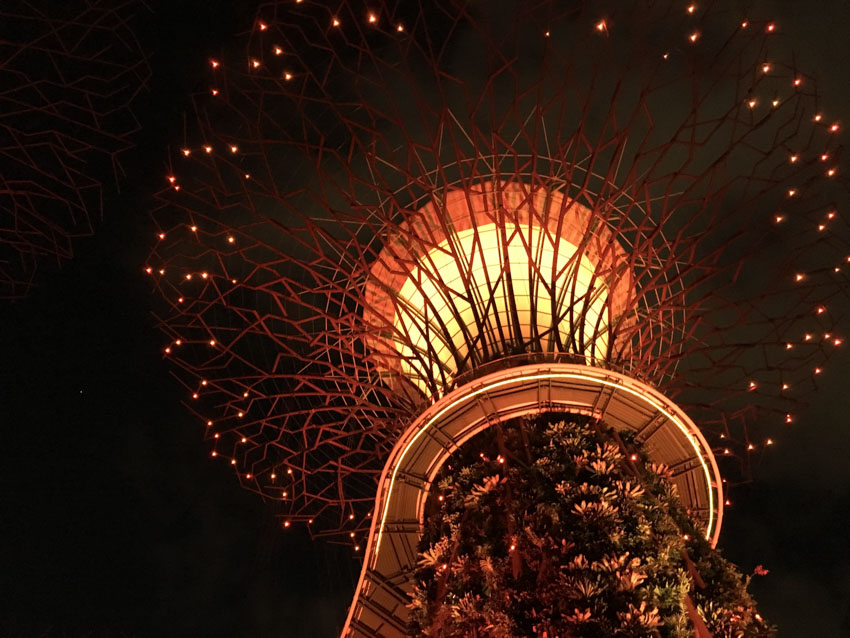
[{"left": 408, "top": 415, "right": 772, "bottom": 637}]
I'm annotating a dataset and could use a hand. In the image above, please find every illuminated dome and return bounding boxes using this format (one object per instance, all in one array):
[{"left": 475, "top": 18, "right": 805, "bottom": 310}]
[{"left": 364, "top": 181, "right": 634, "bottom": 397}]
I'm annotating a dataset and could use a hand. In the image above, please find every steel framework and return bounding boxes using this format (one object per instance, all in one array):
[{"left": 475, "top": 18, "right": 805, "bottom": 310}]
[
  {"left": 0, "top": 0, "right": 150, "bottom": 298},
  {"left": 148, "top": 0, "right": 849, "bottom": 543}
]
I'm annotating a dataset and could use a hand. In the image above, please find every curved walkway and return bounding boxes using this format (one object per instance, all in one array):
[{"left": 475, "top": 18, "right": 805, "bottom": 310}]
[{"left": 341, "top": 362, "right": 723, "bottom": 637}]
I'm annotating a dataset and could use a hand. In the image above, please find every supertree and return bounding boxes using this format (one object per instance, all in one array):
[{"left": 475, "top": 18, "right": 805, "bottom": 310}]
[
  {"left": 147, "top": 0, "right": 849, "bottom": 635},
  {"left": 0, "top": 0, "right": 150, "bottom": 299}
]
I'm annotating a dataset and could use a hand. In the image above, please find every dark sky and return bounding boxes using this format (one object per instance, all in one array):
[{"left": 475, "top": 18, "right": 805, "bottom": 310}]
[{"left": 2, "top": 1, "right": 850, "bottom": 637}]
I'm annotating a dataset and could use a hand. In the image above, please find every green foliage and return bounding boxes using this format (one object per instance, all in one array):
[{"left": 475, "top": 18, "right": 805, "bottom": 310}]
[{"left": 408, "top": 416, "right": 773, "bottom": 637}]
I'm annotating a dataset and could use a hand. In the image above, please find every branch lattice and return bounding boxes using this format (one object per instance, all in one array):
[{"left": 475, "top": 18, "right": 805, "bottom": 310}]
[
  {"left": 148, "top": 0, "right": 850, "bottom": 539},
  {"left": 1, "top": 0, "right": 150, "bottom": 298}
]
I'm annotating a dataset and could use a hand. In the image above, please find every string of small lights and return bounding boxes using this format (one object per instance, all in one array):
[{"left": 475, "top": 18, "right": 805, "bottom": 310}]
[{"left": 147, "top": 0, "right": 849, "bottom": 545}]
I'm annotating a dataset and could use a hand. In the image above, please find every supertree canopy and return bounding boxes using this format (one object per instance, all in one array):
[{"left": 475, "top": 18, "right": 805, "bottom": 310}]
[
  {"left": 0, "top": 0, "right": 150, "bottom": 299},
  {"left": 147, "top": 0, "right": 848, "bottom": 635}
]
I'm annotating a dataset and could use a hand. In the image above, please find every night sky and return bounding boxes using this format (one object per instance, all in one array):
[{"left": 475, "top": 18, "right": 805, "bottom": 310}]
[{"left": 2, "top": 1, "right": 850, "bottom": 636}]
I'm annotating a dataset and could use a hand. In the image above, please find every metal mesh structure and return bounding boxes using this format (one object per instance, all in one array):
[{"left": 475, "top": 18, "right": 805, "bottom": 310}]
[
  {"left": 148, "top": 0, "right": 849, "bottom": 540},
  {"left": 0, "top": 0, "right": 150, "bottom": 298}
]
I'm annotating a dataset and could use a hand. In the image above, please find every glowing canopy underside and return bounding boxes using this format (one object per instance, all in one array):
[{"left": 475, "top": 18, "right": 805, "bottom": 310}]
[{"left": 364, "top": 181, "right": 634, "bottom": 398}]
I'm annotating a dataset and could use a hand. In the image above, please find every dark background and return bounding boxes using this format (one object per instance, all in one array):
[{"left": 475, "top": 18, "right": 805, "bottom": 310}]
[{"left": 1, "top": 1, "right": 849, "bottom": 636}]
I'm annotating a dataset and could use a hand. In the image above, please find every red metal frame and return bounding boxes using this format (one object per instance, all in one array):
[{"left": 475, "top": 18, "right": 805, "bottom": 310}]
[
  {"left": 148, "top": 0, "right": 849, "bottom": 540},
  {"left": 0, "top": 0, "right": 150, "bottom": 298}
]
